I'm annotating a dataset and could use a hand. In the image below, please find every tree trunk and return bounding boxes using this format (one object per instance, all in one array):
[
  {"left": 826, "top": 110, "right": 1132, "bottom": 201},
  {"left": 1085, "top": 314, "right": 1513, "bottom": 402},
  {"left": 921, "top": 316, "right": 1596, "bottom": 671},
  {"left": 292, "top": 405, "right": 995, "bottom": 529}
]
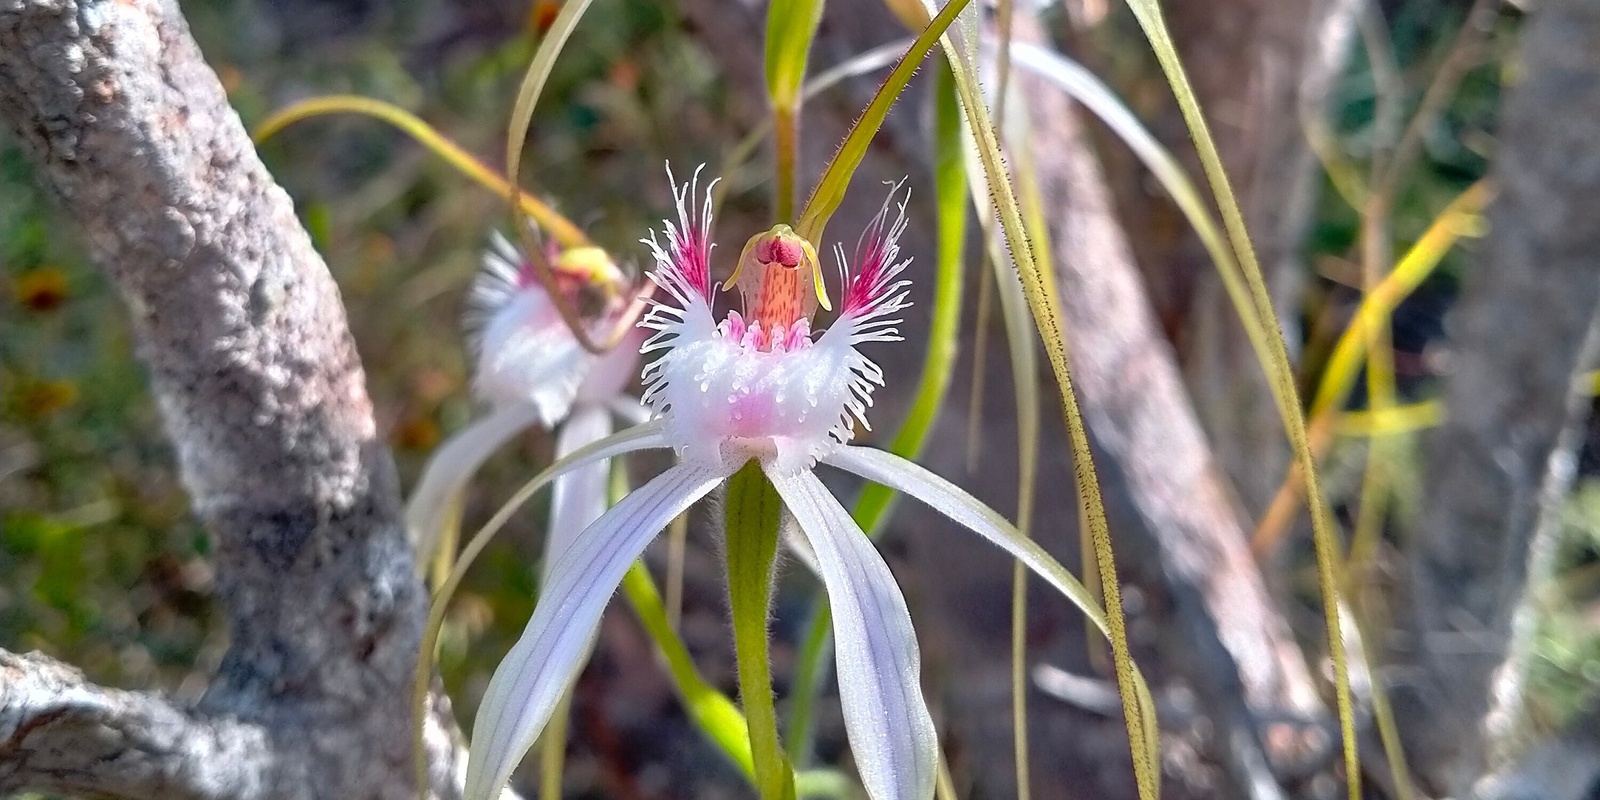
[
  {"left": 0, "top": 1, "right": 467, "bottom": 797},
  {"left": 1395, "top": 0, "right": 1600, "bottom": 792}
]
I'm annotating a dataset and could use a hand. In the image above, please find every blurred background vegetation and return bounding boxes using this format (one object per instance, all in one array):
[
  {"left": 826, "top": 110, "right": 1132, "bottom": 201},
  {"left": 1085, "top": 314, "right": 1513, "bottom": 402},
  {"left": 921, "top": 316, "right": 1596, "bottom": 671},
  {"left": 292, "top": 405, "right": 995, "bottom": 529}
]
[{"left": 6, "top": 0, "right": 1600, "bottom": 797}]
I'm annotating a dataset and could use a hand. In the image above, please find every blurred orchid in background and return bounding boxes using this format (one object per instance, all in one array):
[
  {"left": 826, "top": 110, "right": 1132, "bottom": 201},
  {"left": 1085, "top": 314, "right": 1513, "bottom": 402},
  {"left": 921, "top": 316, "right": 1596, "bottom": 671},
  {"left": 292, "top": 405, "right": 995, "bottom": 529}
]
[
  {"left": 462, "top": 167, "right": 1120, "bottom": 800},
  {"left": 406, "top": 231, "right": 646, "bottom": 577}
]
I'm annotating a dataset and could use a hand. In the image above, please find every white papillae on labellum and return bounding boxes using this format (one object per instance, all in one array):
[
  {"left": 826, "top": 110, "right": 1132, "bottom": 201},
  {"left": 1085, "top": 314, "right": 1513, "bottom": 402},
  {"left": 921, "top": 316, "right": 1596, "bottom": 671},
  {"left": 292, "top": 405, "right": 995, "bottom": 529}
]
[{"left": 465, "top": 167, "right": 1107, "bottom": 800}]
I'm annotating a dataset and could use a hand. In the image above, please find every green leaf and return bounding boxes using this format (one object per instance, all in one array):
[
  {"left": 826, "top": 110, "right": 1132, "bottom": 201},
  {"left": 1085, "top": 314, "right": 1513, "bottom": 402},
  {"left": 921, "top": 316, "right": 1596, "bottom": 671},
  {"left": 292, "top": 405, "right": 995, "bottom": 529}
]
[{"left": 765, "top": 0, "right": 826, "bottom": 109}]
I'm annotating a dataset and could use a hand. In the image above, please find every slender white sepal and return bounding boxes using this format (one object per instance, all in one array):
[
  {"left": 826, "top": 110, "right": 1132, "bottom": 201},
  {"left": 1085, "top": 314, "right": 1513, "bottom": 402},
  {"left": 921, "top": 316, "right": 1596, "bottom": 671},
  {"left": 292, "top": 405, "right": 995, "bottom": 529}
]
[
  {"left": 822, "top": 446, "right": 1105, "bottom": 624},
  {"left": 545, "top": 406, "right": 615, "bottom": 581},
  {"left": 766, "top": 466, "right": 937, "bottom": 800},
  {"left": 463, "top": 462, "right": 726, "bottom": 800},
  {"left": 406, "top": 402, "right": 547, "bottom": 564}
]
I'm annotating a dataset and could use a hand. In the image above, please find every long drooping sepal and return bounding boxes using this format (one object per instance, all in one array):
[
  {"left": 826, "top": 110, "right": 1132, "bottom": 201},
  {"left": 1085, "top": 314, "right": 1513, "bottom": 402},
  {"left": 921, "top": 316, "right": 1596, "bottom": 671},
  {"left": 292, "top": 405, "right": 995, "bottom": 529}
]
[
  {"left": 821, "top": 446, "right": 1161, "bottom": 760},
  {"left": 413, "top": 421, "right": 672, "bottom": 798},
  {"left": 545, "top": 406, "right": 615, "bottom": 580},
  {"left": 406, "top": 401, "right": 547, "bottom": 570},
  {"left": 463, "top": 463, "right": 725, "bottom": 800},
  {"left": 766, "top": 466, "right": 937, "bottom": 800},
  {"left": 537, "top": 406, "right": 617, "bottom": 800}
]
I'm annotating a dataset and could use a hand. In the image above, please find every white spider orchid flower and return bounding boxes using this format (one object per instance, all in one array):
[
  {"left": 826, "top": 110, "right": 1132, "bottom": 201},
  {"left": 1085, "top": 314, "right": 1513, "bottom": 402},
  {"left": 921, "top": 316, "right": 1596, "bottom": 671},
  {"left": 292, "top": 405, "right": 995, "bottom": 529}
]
[
  {"left": 465, "top": 168, "right": 1110, "bottom": 800},
  {"left": 406, "top": 232, "right": 645, "bottom": 572}
]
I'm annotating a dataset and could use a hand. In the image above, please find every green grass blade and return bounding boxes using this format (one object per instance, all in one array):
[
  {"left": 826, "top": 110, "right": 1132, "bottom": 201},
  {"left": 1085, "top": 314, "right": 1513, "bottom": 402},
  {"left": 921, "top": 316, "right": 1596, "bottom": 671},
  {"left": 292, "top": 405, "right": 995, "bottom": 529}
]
[
  {"left": 932, "top": 5, "right": 1161, "bottom": 796},
  {"left": 253, "top": 95, "right": 591, "bottom": 249},
  {"left": 1117, "top": 1, "right": 1356, "bottom": 794},
  {"left": 501, "top": 0, "right": 617, "bottom": 353},
  {"left": 794, "top": 0, "right": 973, "bottom": 243}
]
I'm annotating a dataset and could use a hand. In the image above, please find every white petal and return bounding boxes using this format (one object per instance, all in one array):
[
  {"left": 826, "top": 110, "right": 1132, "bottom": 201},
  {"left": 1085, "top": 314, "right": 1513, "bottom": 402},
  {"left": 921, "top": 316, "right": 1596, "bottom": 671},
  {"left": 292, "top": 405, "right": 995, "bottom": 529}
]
[
  {"left": 576, "top": 330, "right": 644, "bottom": 405},
  {"left": 764, "top": 466, "right": 936, "bottom": 800},
  {"left": 475, "top": 288, "right": 592, "bottom": 415},
  {"left": 406, "top": 402, "right": 547, "bottom": 565},
  {"left": 821, "top": 446, "right": 1103, "bottom": 628},
  {"left": 464, "top": 463, "right": 726, "bottom": 800},
  {"left": 544, "top": 406, "right": 614, "bottom": 581},
  {"left": 607, "top": 396, "right": 653, "bottom": 427}
]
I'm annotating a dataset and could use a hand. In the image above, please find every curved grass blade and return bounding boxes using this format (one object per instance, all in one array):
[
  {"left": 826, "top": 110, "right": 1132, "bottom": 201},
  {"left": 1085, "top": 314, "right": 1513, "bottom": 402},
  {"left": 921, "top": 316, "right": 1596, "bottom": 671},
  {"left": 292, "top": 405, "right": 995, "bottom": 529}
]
[
  {"left": 1004, "top": 43, "right": 1275, "bottom": 401},
  {"left": 1252, "top": 180, "right": 1490, "bottom": 557},
  {"left": 253, "top": 95, "right": 589, "bottom": 248},
  {"left": 501, "top": 0, "right": 646, "bottom": 353},
  {"left": 1114, "top": 1, "right": 1364, "bottom": 791},
  {"left": 930, "top": 7, "right": 1160, "bottom": 795},
  {"left": 794, "top": 0, "right": 974, "bottom": 244}
]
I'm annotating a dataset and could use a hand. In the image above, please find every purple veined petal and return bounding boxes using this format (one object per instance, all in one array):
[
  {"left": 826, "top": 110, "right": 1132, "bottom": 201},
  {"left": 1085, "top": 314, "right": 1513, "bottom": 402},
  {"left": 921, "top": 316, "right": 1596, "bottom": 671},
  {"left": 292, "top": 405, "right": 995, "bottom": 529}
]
[
  {"left": 764, "top": 466, "right": 937, "bottom": 800},
  {"left": 545, "top": 405, "right": 614, "bottom": 581},
  {"left": 464, "top": 462, "right": 727, "bottom": 800},
  {"left": 822, "top": 446, "right": 1166, "bottom": 781},
  {"left": 406, "top": 402, "right": 547, "bottom": 566},
  {"left": 821, "top": 446, "right": 1104, "bottom": 635}
]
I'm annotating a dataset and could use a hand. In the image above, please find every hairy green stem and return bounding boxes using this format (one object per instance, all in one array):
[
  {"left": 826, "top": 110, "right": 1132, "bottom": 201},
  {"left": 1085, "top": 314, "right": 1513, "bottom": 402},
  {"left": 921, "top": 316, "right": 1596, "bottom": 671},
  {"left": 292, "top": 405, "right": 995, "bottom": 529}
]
[{"left": 725, "top": 463, "right": 796, "bottom": 800}]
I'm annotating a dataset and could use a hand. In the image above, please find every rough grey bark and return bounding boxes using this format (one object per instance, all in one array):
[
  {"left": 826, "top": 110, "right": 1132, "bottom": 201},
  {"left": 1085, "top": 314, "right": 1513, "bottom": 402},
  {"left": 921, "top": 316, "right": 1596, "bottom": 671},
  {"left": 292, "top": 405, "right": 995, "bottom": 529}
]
[
  {"left": 1393, "top": 0, "right": 1600, "bottom": 792},
  {"left": 0, "top": 1, "right": 466, "bottom": 797},
  {"left": 1173, "top": 0, "right": 1361, "bottom": 519}
]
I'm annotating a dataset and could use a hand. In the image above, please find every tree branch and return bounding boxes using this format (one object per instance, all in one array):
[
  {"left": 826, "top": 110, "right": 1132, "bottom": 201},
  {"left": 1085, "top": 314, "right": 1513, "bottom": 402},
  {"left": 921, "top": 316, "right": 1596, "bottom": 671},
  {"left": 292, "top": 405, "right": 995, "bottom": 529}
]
[
  {"left": 1, "top": 650, "right": 274, "bottom": 800},
  {"left": 0, "top": 1, "right": 466, "bottom": 797}
]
